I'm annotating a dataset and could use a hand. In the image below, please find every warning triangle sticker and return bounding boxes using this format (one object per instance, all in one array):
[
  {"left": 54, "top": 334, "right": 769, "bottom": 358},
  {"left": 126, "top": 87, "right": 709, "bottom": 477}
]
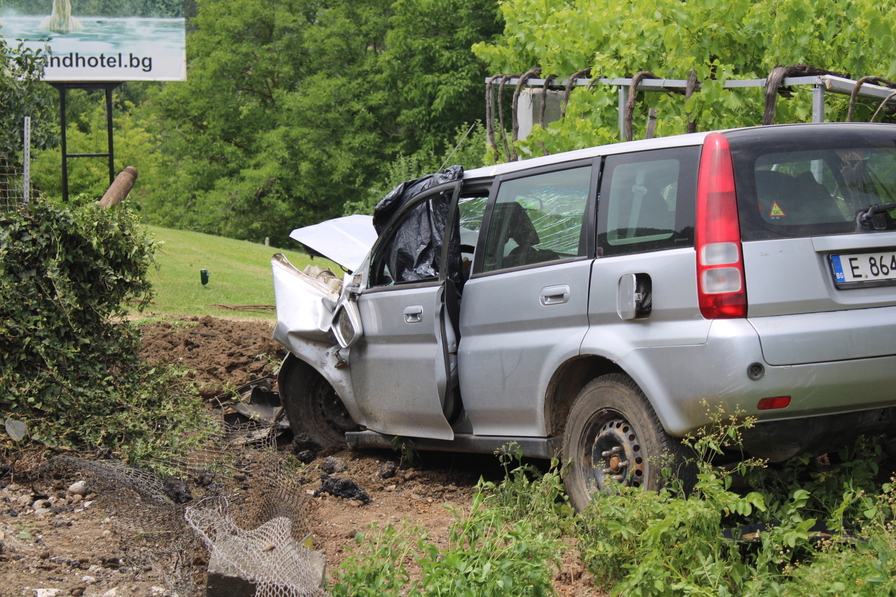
[{"left": 769, "top": 202, "right": 786, "bottom": 218}]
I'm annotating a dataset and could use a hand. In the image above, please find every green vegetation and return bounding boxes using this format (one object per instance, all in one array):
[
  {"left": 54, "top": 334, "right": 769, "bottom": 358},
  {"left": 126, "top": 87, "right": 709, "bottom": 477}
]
[
  {"left": 474, "top": 0, "right": 896, "bottom": 156},
  {"left": 333, "top": 425, "right": 896, "bottom": 596},
  {"left": 127, "top": 0, "right": 501, "bottom": 246},
  {"left": 332, "top": 447, "right": 569, "bottom": 597},
  {"left": 0, "top": 36, "right": 55, "bottom": 166},
  {"left": 139, "top": 225, "right": 328, "bottom": 320},
  {"left": 31, "top": 102, "right": 167, "bottom": 202},
  {"left": 0, "top": 200, "right": 207, "bottom": 459},
  {"left": 575, "top": 415, "right": 896, "bottom": 596}
]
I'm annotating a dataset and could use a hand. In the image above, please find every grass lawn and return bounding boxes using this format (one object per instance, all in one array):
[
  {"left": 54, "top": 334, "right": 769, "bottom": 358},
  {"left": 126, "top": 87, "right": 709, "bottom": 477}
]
[{"left": 135, "top": 225, "right": 337, "bottom": 320}]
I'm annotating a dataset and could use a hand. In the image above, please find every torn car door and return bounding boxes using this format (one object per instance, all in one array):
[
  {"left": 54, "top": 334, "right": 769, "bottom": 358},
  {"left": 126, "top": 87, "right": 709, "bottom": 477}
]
[{"left": 347, "top": 183, "right": 463, "bottom": 440}]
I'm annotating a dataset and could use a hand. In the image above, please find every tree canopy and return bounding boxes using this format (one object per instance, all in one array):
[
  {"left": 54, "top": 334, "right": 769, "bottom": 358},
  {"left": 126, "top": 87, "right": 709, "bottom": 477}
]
[
  {"left": 0, "top": 38, "right": 56, "bottom": 163},
  {"left": 473, "top": 0, "right": 896, "bottom": 155},
  {"left": 136, "top": 0, "right": 501, "bottom": 246}
]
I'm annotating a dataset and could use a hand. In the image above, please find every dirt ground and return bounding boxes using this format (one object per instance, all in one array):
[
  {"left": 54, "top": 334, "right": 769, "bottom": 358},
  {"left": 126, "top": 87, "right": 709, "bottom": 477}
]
[{"left": 0, "top": 316, "right": 597, "bottom": 597}]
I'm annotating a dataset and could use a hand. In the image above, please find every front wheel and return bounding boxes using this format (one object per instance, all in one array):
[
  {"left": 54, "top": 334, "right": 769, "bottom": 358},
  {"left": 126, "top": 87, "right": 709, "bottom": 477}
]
[
  {"left": 279, "top": 357, "right": 359, "bottom": 448},
  {"left": 562, "top": 374, "right": 680, "bottom": 512}
]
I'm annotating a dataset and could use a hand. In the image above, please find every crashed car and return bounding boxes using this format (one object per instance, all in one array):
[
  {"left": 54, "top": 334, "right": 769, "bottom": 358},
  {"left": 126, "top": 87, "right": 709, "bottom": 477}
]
[{"left": 274, "top": 123, "right": 896, "bottom": 511}]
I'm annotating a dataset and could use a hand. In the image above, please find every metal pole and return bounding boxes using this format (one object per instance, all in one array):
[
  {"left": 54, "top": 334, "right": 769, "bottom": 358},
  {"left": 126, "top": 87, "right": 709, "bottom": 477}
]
[
  {"left": 812, "top": 81, "right": 825, "bottom": 123},
  {"left": 618, "top": 86, "right": 627, "bottom": 140},
  {"left": 23, "top": 117, "right": 31, "bottom": 204},
  {"left": 105, "top": 86, "right": 115, "bottom": 185}
]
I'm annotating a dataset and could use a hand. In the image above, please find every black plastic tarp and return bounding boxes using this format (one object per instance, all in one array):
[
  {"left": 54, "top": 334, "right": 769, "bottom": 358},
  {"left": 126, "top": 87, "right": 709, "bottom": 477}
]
[
  {"left": 373, "top": 165, "right": 464, "bottom": 233},
  {"left": 373, "top": 166, "right": 464, "bottom": 285}
]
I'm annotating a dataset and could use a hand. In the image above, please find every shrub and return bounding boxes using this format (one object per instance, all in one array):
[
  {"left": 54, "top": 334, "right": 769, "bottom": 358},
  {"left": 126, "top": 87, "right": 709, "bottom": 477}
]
[
  {"left": 576, "top": 410, "right": 896, "bottom": 597},
  {"left": 0, "top": 199, "right": 203, "bottom": 459}
]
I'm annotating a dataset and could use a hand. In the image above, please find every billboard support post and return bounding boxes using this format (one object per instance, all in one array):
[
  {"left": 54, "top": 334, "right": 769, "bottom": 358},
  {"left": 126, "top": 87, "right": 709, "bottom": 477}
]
[
  {"left": 1, "top": 6, "right": 186, "bottom": 201},
  {"left": 51, "top": 82, "right": 121, "bottom": 203}
]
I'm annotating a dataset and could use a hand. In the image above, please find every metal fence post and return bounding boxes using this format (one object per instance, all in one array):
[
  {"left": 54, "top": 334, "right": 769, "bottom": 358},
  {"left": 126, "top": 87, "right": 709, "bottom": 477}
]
[{"left": 23, "top": 116, "right": 31, "bottom": 204}]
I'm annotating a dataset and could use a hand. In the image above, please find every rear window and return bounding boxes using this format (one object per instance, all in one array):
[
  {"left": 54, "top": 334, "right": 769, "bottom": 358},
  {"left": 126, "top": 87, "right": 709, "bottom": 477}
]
[{"left": 728, "top": 125, "right": 896, "bottom": 241}]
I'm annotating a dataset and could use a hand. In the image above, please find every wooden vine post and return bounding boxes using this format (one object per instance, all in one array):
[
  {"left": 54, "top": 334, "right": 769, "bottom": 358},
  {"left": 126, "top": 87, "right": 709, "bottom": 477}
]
[{"left": 97, "top": 166, "right": 138, "bottom": 208}]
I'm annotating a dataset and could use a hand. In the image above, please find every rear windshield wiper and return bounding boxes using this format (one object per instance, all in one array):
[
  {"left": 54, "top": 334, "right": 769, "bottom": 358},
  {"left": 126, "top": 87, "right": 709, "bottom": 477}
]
[{"left": 857, "top": 202, "right": 896, "bottom": 230}]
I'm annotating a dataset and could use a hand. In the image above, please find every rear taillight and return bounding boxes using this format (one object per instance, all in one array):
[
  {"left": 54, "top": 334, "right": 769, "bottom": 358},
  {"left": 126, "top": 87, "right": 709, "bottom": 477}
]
[{"left": 696, "top": 133, "right": 746, "bottom": 319}]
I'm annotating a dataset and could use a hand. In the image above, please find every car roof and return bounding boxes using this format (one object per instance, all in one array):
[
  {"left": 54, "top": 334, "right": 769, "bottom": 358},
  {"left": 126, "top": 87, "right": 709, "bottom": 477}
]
[
  {"left": 462, "top": 122, "right": 896, "bottom": 182},
  {"left": 462, "top": 131, "right": 711, "bottom": 181}
]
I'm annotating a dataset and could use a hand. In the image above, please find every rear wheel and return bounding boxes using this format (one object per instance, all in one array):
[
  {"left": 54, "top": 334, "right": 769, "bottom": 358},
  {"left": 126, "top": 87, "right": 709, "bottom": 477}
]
[
  {"left": 279, "top": 357, "right": 359, "bottom": 448},
  {"left": 563, "top": 374, "right": 680, "bottom": 512}
]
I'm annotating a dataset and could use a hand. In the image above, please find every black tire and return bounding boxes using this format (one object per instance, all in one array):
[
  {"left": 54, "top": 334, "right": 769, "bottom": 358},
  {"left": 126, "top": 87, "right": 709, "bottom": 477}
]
[
  {"left": 562, "top": 373, "right": 681, "bottom": 512},
  {"left": 279, "top": 358, "right": 359, "bottom": 448}
]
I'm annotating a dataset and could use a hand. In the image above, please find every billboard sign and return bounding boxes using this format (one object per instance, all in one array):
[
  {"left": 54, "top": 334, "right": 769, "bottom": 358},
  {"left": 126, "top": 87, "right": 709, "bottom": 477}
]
[{"left": 0, "top": 1, "right": 186, "bottom": 82}]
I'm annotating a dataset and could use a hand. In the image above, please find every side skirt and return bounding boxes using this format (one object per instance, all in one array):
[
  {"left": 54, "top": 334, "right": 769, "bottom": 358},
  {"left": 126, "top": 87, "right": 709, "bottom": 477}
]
[{"left": 346, "top": 430, "right": 562, "bottom": 460}]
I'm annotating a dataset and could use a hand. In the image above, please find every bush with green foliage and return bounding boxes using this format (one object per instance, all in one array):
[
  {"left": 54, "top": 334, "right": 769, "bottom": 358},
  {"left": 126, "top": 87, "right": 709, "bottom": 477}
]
[
  {"left": 576, "top": 412, "right": 896, "bottom": 596},
  {"left": 474, "top": 0, "right": 896, "bottom": 157},
  {"left": 330, "top": 418, "right": 896, "bottom": 596},
  {"left": 342, "top": 122, "right": 491, "bottom": 216},
  {"left": 0, "top": 199, "right": 203, "bottom": 459},
  {"left": 0, "top": 38, "right": 56, "bottom": 165}
]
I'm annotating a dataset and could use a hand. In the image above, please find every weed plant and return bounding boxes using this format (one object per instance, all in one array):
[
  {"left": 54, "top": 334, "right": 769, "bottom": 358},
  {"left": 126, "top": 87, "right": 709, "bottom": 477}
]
[
  {"left": 576, "top": 408, "right": 896, "bottom": 596},
  {"left": 332, "top": 423, "right": 896, "bottom": 596},
  {"left": 331, "top": 446, "right": 571, "bottom": 597}
]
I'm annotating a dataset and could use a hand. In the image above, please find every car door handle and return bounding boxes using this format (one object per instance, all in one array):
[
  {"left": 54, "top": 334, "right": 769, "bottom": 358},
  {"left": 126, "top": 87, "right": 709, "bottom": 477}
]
[
  {"left": 540, "top": 285, "right": 570, "bottom": 306},
  {"left": 403, "top": 305, "right": 423, "bottom": 323}
]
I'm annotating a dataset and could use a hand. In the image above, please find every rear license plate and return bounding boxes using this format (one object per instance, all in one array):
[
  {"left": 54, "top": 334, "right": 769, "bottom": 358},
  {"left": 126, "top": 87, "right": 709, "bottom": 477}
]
[{"left": 830, "top": 251, "right": 896, "bottom": 288}]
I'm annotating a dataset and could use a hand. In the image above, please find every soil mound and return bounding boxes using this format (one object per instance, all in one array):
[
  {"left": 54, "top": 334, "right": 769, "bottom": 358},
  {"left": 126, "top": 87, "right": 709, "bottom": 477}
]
[{"left": 137, "top": 316, "right": 285, "bottom": 398}]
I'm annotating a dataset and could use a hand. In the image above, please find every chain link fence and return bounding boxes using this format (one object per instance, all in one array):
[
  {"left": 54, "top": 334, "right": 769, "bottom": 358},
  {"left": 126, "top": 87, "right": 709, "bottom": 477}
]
[
  {"left": 36, "top": 411, "right": 326, "bottom": 597},
  {"left": 0, "top": 154, "right": 28, "bottom": 213}
]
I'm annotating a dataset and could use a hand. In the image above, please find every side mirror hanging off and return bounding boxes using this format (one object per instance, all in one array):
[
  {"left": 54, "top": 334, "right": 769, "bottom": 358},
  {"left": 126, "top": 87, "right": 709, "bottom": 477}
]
[{"left": 331, "top": 297, "right": 363, "bottom": 349}]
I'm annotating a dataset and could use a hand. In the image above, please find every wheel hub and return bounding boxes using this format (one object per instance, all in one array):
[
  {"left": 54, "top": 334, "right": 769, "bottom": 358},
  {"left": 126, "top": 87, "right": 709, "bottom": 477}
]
[
  {"left": 591, "top": 417, "right": 645, "bottom": 489},
  {"left": 314, "top": 383, "right": 356, "bottom": 434}
]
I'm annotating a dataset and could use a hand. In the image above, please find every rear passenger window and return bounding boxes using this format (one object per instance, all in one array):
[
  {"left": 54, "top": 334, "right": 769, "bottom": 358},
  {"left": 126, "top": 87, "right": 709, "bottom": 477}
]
[
  {"left": 598, "top": 147, "right": 699, "bottom": 256},
  {"left": 480, "top": 166, "right": 591, "bottom": 273}
]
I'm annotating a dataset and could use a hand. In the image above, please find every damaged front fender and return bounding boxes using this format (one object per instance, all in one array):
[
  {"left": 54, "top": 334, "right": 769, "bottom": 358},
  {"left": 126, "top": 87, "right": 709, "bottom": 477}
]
[
  {"left": 271, "top": 254, "right": 344, "bottom": 342},
  {"left": 271, "top": 253, "right": 365, "bottom": 430}
]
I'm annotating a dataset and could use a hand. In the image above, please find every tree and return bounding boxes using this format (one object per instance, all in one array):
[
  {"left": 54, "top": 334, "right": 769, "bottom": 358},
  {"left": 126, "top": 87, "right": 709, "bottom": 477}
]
[
  {"left": 138, "top": 0, "right": 501, "bottom": 246},
  {"left": 31, "top": 99, "right": 166, "bottom": 202},
  {"left": 0, "top": 39, "right": 57, "bottom": 164},
  {"left": 383, "top": 0, "right": 502, "bottom": 153},
  {"left": 473, "top": 0, "right": 896, "bottom": 156}
]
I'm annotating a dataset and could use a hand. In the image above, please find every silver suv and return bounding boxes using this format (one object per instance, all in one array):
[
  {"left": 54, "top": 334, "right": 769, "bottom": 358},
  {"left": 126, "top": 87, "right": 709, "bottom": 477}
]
[{"left": 273, "top": 123, "right": 896, "bottom": 510}]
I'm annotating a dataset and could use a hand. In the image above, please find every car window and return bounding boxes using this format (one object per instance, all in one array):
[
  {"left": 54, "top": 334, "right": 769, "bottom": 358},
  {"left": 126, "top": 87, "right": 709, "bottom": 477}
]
[
  {"left": 747, "top": 149, "right": 896, "bottom": 236},
  {"left": 729, "top": 127, "right": 896, "bottom": 241},
  {"left": 456, "top": 194, "right": 489, "bottom": 280},
  {"left": 480, "top": 166, "right": 591, "bottom": 273},
  {"left": 369, "top": 189, "right": 453, "bottom": 287},
  {"left": 598, "top": 147, "right": 699, "bottom": 256},
  {"left": 752, "top": 154, "right": 853, "bottom": 227}
]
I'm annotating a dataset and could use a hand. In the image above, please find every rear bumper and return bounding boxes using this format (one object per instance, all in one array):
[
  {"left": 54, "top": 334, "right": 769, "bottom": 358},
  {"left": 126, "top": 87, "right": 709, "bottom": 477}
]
[
  {"left": 749, "top": 305, "right": 896, "bottom": 365},
  {"left": 619, "top": 318, "right": 896, "bottom": 444}
]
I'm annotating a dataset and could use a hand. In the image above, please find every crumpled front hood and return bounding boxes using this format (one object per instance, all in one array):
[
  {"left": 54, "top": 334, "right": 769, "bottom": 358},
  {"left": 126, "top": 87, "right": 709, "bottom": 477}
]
[{"left": 289, "top": 214, "right": 377, "bottom": 273}]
